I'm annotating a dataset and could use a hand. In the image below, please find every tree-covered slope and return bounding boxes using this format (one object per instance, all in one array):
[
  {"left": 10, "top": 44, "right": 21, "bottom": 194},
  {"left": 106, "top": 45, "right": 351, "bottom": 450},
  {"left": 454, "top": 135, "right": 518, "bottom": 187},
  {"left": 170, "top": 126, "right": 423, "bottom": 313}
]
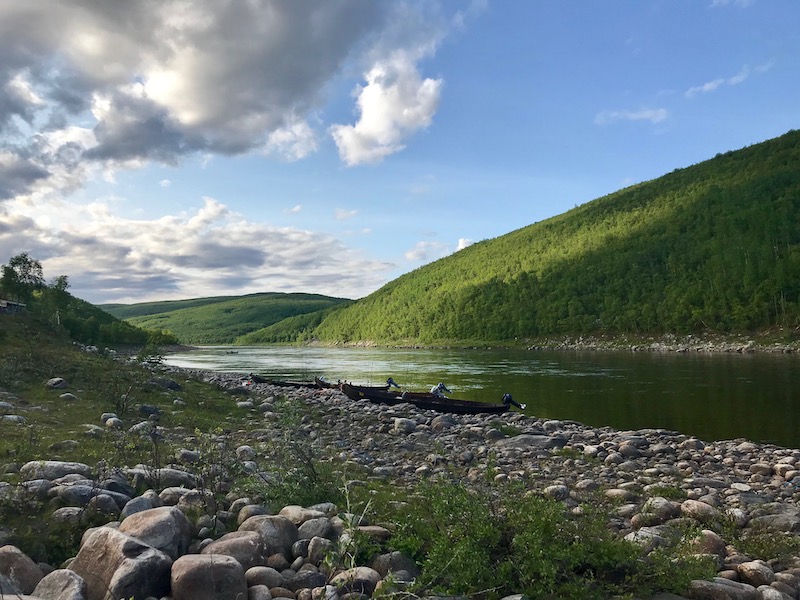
[
  {"left": 104, "top": 293, "right": 351, "bottom": 344},
  {"left": 311, "top": 130, "right": 800, "bottom": 344}
]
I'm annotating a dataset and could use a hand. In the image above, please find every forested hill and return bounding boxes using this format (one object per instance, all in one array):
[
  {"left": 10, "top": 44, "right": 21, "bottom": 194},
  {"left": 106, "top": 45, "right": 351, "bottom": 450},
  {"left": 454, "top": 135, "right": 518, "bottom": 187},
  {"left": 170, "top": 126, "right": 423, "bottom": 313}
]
[
  {"left": 102, "top": 292, "right": 351, "bottom": 344},
  {"left": 307, "top": 129, "right": 800, "bottom": 344}
]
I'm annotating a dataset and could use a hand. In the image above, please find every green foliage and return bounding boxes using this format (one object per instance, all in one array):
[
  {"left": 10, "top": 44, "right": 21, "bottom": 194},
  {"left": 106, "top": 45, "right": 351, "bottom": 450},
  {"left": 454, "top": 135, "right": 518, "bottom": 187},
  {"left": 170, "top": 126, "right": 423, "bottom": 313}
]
[
  {"left": 1, "top": 253, "right": 168, "bottom": 347},
  {"left": 238, "top": 305, "right": 349, "bottom": 343},
  {"left": 367, "top": 481, "right": 715, "bottom": 599},
  {"left": 645, "top": 484, "right": 688, "bottom": 501},
  {"left": 0, "top": 252, "right": 44, "bottom": 303},
  {"left": 102, "top": 292, "right": 352, "bottom": 344},
  {"left": 293, "top": 130, "right": 800, "bottom": 344},
  {"left": 722, "top": 519, "right": 800, "bottom": 563},
  {"left": 245, "top": 396, "right": 345, "bottom": 510}
]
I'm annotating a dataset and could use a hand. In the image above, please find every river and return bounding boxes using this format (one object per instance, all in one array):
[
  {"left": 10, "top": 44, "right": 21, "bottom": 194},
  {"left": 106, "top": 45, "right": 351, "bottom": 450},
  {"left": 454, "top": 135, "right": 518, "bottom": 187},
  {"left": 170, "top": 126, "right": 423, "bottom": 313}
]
[{"left": 163, "top": 346, "right": 800, "bottom": 448}]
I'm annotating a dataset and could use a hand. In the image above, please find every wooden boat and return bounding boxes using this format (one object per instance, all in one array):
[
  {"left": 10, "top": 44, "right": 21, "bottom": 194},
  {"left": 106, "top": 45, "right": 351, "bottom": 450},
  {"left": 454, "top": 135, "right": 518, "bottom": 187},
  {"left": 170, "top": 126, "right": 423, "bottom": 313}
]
[
  {"left": 248, "top": 374, "right": 318, "bottom": 388},
  {"left": 340, "top": 383, "right": 513, "bottom": 415}
]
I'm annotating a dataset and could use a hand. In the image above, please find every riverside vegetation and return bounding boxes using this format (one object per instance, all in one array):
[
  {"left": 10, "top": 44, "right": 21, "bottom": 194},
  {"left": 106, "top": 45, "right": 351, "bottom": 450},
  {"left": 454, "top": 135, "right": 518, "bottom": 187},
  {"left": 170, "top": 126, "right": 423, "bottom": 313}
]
[{"left": 4, "top": 313, "right": 800, "bottom": 600}]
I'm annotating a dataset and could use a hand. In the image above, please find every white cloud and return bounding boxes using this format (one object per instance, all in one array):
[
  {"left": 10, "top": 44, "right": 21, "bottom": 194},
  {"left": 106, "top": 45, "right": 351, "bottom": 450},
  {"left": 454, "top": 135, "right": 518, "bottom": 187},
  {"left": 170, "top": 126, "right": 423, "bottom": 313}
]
[
  {"left": 265, "top": 119, "right": 319, "bottom": 161},
  {"left": 685, "top": 62, "right": 771, "bottom": 98},
  {"left": 710, "top": 0, "right": 754, "bottom": 7},
  {"left": 594, "top": 108, "right": 668, "bottom": 126},
  {"left": 335, "top": 208, "right": 359, "bottom": 220},
  {"left": 1, "top": 197, "right": 394, "bottom": 303},
  {"left": 330, "top": 50, "right": 443, "bottom": 166},
  {"left": 286, "top": 204, "right": 303, "bottom": 214},
  {"left": 456, "top": 238, "right": 473, "bottom": 251},
  {"left": 159, "top": 179, "right": 171, "bottom": 187},
  {"left": 404, "top": 240, "right": 449, "bottom": 262},
  {"left": 0, "top": 1, "right": 390, "bottom": 202}
]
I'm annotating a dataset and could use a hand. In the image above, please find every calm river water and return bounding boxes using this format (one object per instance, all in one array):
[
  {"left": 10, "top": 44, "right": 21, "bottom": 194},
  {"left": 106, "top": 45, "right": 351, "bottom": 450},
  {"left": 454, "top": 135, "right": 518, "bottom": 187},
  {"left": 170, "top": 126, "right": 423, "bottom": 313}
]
[{"left": 164, "top": 346, "right": 800, "bottom": 448}]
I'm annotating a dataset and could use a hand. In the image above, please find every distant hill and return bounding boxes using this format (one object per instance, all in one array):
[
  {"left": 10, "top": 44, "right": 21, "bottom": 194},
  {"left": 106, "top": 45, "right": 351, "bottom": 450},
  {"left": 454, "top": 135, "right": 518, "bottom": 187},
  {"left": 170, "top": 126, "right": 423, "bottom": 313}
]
[
  {"left": 302, "top": 129, "right": 800, "bottom": 344},
  {"left": 102, "top": 292, "right": 351, "bottom": 344}
]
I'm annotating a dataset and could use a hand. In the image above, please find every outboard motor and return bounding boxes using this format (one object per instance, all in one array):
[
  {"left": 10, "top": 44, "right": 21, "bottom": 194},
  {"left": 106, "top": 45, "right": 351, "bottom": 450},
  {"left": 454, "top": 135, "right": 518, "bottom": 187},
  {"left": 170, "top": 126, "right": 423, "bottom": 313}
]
[
  {"left": 387, "top": 377, "right": 400, "bottom": 389},
  {"left": 502, "top": 393, "right": 526, "bottom": 410}
]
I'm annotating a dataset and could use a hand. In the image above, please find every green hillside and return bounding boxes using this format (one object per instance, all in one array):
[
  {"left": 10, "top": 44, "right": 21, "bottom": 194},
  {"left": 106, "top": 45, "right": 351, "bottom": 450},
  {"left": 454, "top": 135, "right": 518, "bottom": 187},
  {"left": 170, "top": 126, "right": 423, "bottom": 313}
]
[
  {"left": 103, "top": 293, "right": 351, "bottom": 344},
  {"left": 102, "top": 296, "right": 239, "bottom": 319},
  {"left": 307, "top": 130, "right": 800, "bottom": 344},
  {"left": 1, "top": 253, "right": 176, "bottom": 348}
]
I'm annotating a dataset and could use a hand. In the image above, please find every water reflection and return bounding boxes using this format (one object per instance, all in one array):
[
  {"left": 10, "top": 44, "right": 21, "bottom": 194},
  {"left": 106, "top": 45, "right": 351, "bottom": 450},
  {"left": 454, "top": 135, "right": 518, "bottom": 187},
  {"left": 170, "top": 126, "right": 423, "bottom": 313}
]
[{"left": 164, "top": 346, "right": 800, "bottom": 448}]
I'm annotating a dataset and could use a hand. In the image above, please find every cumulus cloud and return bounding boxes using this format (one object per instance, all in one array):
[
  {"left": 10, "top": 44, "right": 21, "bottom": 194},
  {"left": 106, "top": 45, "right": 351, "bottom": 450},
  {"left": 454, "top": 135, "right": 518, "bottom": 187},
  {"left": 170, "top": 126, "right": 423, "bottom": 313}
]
[
  {"left": 1, "top": 197, "right": 395, "bottom": 303},
  {"left": 0, "top": 1, "right": 445, "bottom": 203},
  {"left": 0, "top": 0, "right": 460, "bottom": 303},
  {"left": 594, "top": 108, "right": 668, "bottom": 126},
  {"left": 456, "top": 238, "right": 474, "bottom": 251},
  {"left": 330, "top": 50, "right": 443, "bottom": 166}
]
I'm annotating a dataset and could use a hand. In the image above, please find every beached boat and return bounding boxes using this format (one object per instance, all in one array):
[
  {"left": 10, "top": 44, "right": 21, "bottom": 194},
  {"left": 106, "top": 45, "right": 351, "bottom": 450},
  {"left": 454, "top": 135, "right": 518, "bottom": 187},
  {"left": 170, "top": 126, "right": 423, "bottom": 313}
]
[
  {"left": 339, "top": 383, "right": 515, "bottom": 415},
  {"left": 248, "top": 374, "right": 318, "bottom": 388}
]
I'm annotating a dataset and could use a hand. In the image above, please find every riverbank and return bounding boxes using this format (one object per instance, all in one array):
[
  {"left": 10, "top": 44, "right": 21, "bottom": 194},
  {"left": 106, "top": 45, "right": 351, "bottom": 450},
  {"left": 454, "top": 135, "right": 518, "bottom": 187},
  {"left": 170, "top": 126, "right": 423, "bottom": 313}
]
[
  {"left": 527, "top": 331, "right": 800, "bottom": 354},
  {"left": 3, "top": 364, "right": 800, "bottom": 599},
  {"left": 255, "top": 329, "right": 800, "bottom": 355}
]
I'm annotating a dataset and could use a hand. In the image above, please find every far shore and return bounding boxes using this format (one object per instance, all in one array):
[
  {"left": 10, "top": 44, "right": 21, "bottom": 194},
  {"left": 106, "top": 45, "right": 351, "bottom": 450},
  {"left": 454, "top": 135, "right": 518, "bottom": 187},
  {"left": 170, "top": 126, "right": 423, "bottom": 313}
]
[{"left": 160, "top": 330, "right": 800, "bottom": 355}]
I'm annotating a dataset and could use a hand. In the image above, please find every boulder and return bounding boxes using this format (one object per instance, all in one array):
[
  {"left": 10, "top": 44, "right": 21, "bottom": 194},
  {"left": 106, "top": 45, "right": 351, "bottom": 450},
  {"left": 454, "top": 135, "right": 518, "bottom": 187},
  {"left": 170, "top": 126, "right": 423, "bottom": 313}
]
[
  {"left": 239, "top": 514, "right": 298, "bottom": 558},
  {"left": 69, "top": 527, "right": 172, "bottom": 600},
  {"left": 118, "top": 505, "right": 193, "bottom": 560},
  {"left": 681, "top": 499, "right": 723, "bottom": 524},
  {"left": 279, "top": 505, "right": 326, "bottom": 525},
  {"left": 244, "top": 565, "right": 285, "bottom": 588},
  {"left": 201, "top": 531, "right": 266, "bottom": 570},
  {"left": 45, "top": 377, "right": 67, "bottom": 389},
  {"left": 687, "top": 577, "right": 758, "bottom": 599},
  {"left": 371, "top": 551, "right": 420, "bottom": 578},
  {"left": 330, "top": 566, "right": 381, "bottom": 596},
  {"left": 736, "top": 561, "right": 775, "bottom": 587},
  {"left": 171, "top": 554, "right": 247, "bottom": 600},
  {"left": 32, "top": 569, "right": 87, "bottom": 600},
  {"left": 494, "top": 434, "right": 567, "bottom": 450},
  {"left": 298, "top": 517, "right": 334, "bottom": 540},
  {"left": 0, "top": 545, "right": 44, "bottom": 594},
  {"left": 19, "top": 460, "right": 91, "bottom": 481}
]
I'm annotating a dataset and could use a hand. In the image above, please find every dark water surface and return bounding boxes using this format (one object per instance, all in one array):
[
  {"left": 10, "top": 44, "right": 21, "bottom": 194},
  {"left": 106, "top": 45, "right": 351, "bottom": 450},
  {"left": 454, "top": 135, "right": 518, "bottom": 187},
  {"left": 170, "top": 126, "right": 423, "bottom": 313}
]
[{"left": 164, "top": 346, "right": 800, "bottom": 448}]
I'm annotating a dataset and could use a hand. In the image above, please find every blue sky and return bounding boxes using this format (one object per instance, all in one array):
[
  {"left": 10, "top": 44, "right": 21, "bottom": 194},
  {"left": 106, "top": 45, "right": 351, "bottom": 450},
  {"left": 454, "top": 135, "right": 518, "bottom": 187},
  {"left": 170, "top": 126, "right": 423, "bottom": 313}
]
[{"left": 1, "top": 0, "right": 798, "bottom": 304}]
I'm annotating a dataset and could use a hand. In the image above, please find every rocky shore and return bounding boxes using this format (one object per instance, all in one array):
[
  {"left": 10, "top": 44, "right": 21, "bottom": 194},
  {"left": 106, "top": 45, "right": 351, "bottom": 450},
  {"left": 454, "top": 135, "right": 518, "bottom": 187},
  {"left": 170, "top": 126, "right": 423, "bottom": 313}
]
[
  {"left": 527, "top": 332, "right": 800, "bottom": 354},
  {"left": 2, "top": 367, "right": 800, "bottom": 600}
]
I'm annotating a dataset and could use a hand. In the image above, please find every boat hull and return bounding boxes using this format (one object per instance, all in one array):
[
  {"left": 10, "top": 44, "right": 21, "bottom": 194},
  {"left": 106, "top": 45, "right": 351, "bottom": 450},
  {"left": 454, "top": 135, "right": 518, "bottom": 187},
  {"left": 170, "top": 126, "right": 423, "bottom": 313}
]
[{"left": 340, "top": 383, "right": 510, "bottom": 415}]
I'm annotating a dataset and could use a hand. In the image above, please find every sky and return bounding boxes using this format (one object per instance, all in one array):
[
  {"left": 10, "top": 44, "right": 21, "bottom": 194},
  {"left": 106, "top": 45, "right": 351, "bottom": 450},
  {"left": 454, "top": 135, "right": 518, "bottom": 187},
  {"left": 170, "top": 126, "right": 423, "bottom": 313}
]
[{"left": 1, "top": 0, "right": 798, "bottom": 305}]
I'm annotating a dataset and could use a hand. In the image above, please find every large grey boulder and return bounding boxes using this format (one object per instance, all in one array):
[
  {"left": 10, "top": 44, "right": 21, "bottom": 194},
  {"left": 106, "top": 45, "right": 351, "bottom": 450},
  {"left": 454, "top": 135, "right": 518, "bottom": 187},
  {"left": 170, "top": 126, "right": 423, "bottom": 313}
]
[
  {"left": 32, "top": 569, "right": 87, "bottom": 600},
  {"left": 118, "top": 505, "right": 193, "bottom": 560},
  {"left": 0, "top": 545, "right": 44, "bottom": 594},
  {"left": 19, "top": 460, "right": 91, "bottom": 481},
  {"left": 330, "top": 566, "right": 381, "bottom": 596},
  {"left": 200, "top": 531, "right": 266, "bottom": 570},
  {"left": 371, "top": 550, "right": 420, "bottom": 579},
  {"left": 238, "top": 514, "right": 298, "bottom": 558},
  {"left": 687, "top": 577, "right": 759, "bottom": 599},
  {"left": 171, "top": 554, "right": 247, "bottom": 600},
  {"left": 298, "top": 516, "right": 334, "bottom": 540},
  {"left": 68, "top": 527, "right": 172, "bottom": 600}
]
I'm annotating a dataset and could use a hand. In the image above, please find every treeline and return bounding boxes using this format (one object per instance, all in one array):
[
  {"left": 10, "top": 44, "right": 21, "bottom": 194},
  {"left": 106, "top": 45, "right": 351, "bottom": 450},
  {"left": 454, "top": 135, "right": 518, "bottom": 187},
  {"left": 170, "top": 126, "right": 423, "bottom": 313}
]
[
  {"left": 105, "top": 293, "right": 352, "bottom": 345},
  {"left": 0, "top": 253, "right": 178, "bottom": 347},
  {"left": 307, "top": 129, "right": 800, "bottom": 343}
]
